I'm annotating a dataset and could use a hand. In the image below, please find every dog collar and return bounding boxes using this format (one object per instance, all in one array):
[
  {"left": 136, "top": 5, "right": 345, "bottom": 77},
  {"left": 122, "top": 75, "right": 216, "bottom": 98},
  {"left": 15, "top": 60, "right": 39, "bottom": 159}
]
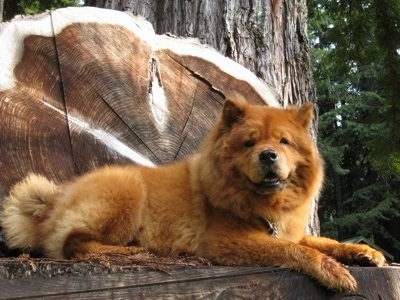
[{"left": 258, "top": 217, "right": 278, "bottom": 238}]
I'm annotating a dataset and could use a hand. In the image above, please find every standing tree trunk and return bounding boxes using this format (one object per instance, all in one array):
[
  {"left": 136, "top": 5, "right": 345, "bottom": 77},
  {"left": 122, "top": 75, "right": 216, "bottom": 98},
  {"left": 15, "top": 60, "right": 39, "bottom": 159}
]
[
  {"left": 0, "top": 0, "right": 4, "bottom": 22},
  {"left": 83, "top": 0, "right": 319, "bottom": 235}
]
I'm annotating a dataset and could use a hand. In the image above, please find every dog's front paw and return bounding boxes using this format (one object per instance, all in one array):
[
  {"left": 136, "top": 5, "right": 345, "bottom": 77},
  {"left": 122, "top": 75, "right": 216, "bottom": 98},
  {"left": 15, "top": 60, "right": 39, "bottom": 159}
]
[
  {"left": 352, "top": 244, "right": 385, "bottom": 266},
  {"left": 317, "top": 255, "right": 357, "bottom": 291},
  {"left": 338, "top": 244, "right": 386, "bottom": 267}
]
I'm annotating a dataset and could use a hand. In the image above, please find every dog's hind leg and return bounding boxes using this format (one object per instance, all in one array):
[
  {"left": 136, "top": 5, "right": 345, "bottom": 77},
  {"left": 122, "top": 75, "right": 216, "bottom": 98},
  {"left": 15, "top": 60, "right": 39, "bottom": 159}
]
[{"left": 63, "top": 231, "right": 146, "bottom": 259}]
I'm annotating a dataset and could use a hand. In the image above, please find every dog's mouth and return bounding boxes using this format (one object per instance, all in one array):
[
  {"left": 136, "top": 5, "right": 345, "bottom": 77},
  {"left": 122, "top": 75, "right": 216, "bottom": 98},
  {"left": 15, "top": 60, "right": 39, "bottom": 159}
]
[{"left": 249, "top": 172, "right": 287, "bottom": 194}]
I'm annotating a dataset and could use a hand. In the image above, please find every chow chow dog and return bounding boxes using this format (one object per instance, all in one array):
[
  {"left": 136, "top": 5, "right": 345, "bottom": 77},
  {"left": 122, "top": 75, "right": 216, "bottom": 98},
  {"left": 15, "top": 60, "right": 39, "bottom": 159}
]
[{"left": 1, "top": 97, "right": 385, "bottom": 291}]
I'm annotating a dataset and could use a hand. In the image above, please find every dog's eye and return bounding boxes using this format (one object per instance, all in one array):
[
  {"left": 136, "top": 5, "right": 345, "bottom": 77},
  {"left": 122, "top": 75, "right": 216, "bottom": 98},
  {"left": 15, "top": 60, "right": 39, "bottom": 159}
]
[
  {"left": 244, "top": 140, "right": 255, "bottom": 147},
  {"left": 280, "top": 138, "right": 289, "bottom": 145}
]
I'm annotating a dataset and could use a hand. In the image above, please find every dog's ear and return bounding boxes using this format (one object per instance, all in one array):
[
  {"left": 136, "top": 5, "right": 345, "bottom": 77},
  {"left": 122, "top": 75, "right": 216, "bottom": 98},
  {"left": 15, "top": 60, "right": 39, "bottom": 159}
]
[
  {"left": 295, "top": 102, "right": 314, "bottom": 130},
  {"left": 222, "top": 98, "right": 248, "bottom": 128}
]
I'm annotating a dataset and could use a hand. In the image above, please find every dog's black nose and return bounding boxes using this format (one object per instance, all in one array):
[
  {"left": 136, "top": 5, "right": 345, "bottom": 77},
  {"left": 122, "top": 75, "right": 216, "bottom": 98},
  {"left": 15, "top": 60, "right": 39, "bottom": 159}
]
[{"left": 259, "top": 150, "right": 278, "bottom": 165}]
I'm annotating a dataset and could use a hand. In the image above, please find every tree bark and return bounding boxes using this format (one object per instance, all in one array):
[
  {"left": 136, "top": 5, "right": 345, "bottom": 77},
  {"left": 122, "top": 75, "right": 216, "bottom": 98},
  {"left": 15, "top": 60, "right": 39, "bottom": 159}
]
[{"left": 0, "top": 0, "right": 3, "bottom": 22}]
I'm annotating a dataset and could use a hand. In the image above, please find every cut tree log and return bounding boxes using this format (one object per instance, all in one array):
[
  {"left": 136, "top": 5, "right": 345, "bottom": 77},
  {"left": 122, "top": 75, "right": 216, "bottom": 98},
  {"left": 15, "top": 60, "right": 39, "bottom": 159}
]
[{"left": 0, "top": 7, "right": 278, "bottom": 195}]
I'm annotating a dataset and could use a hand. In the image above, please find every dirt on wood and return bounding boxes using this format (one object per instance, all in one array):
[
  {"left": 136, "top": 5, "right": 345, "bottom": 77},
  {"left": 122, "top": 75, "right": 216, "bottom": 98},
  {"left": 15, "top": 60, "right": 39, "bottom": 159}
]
[{"left": 0, "top": 252, "right": 212, "bottom": 280}]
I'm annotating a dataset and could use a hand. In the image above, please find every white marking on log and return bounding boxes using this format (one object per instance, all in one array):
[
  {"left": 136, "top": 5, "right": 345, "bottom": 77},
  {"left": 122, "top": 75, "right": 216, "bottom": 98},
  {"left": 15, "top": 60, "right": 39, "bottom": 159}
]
[
  {"left": 0, "top": 14, "right": 54, "bottom": 90},
  {"left": 153, "top": 35, "right": 279, "bottom": 107},
  {"left": 39, "top": 100, "right": 155, "bottom": 167},
  {"left": 148, "top": 57, "right": 168, "bottom": 133}
]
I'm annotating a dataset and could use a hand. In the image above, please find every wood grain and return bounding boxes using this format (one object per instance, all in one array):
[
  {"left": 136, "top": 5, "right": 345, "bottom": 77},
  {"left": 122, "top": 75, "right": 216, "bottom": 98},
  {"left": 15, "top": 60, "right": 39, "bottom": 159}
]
[
  {"left": 0, "top": 264, "right": 398, "bottom": 299},
  {"left": 0, "top": 7, "right": 278, "bottom": 199}
]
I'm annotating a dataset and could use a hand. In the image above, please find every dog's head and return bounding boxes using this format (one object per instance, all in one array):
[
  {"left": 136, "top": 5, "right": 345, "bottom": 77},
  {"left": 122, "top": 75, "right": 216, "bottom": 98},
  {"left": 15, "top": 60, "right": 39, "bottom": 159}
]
[{"left": 211, "top": 97, "right": 322, "bottom": 196}]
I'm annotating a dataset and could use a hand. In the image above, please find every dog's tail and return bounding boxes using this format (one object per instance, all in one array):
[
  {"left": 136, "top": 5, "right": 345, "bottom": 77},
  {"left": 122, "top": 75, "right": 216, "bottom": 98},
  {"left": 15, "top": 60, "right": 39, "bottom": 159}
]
[{"left": 1, "top": 173, "right": 57, "bottom": 251}]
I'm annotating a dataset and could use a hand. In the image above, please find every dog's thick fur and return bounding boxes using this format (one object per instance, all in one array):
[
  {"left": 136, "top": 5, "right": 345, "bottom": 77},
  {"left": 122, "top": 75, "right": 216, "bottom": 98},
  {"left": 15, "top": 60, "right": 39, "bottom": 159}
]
[{"left": 1, "top": 98, "right": 385, "bottom": 291}]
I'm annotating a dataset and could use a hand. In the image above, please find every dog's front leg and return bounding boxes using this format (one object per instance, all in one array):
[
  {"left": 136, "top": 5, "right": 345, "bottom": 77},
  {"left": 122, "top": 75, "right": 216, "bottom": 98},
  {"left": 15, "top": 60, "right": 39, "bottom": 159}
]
[
  {"left": 198, "top": 224, "right": 357, "bottom": 291},
  {"left": 298, "top": 235, "right": 386, "bottom": 267}
]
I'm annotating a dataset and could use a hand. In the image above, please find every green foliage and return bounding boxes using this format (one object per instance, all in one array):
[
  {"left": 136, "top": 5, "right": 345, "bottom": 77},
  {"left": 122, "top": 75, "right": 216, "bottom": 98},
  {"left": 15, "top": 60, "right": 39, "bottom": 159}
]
[
  {"left": 308, "top": 0, "right": 400, "bottom": 261},
  {"left": 20, "top": 0, "right": 80, "bottom": 14},
  {"left": 3, "top": 0, "right": 82, "bottom": 21}
]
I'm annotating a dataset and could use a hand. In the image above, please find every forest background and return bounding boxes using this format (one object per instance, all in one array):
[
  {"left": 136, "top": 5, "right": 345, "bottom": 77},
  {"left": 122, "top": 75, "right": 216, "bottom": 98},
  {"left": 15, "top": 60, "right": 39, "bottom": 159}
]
[{"left": 1, "top": 0, "right": 399, "bottom": 262}]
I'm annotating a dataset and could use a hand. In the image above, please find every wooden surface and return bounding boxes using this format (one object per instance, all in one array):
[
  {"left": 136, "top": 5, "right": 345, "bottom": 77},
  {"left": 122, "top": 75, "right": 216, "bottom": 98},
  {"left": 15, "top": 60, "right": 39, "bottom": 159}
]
[{"left": 0, "top": 261, "right": 399, "bottom": 299}]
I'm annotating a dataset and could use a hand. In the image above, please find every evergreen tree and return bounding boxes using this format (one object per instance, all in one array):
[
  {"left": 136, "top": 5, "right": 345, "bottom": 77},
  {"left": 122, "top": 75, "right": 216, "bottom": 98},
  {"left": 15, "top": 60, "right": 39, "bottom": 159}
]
[
  {"left": 308, "top": 0, "right": 400, "bottom": 261},
  {"left": 3, "top": 0, "right": 81, "bottom": 21}
]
